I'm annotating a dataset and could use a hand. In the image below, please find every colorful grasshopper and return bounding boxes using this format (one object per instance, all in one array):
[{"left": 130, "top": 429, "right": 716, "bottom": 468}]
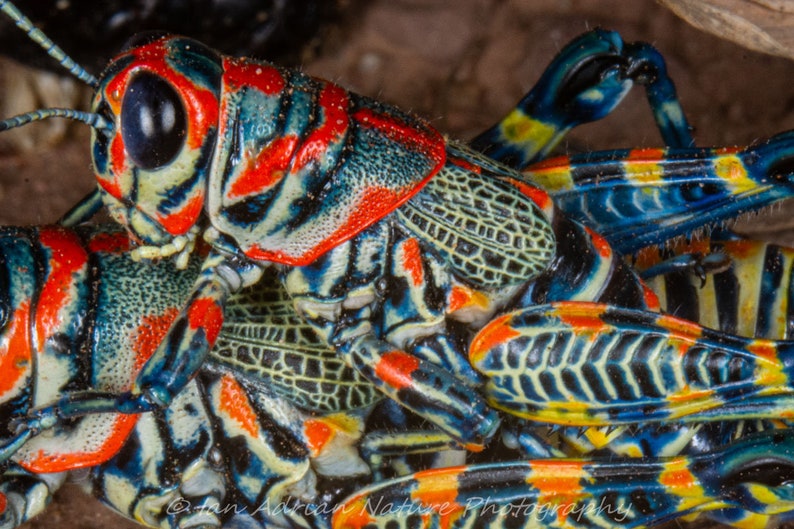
[
  {"left": 5, "top": 4, "right": 794, "bottom": 525},
  {"left": 6, "top": 2, "right": 794, "bottom": 459},
  {"left": 0, "top": 224, "right": 378, "bottom": 529},
  {"left": 3, "top": 225, "right": 794, "bottom": 529}
]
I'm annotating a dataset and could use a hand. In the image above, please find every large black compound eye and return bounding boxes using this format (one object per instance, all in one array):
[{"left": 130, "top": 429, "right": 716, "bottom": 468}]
[{"left": 121, "top": 71, "right": 187, "bottom": 170}]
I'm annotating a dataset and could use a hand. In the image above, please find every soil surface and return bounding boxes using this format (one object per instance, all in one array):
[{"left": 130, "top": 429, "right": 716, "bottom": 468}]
[{"left": 0, "top": 1, "right": 793, "bottom": 528}]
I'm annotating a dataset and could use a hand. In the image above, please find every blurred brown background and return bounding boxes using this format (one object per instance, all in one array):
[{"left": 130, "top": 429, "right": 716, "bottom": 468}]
[{"left": 0, "top": 0, "right": 793, "bottom": 528}]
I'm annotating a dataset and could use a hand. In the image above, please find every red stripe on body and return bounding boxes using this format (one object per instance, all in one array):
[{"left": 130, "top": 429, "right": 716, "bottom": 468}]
[
  {"left": 158, "top": 194, "right": 205, "bottom": 236},
  {"left": 293, "top": 84, "right": 350, "bottom": 171},
  {"left": 23, "top": 414, "right": 139, "bottom": 473},
  {"left": 226, "top": 135, "right": 299, "bottom": 200},
  {"left": 187, "top": 297, "right": 224, "bottom": 345},
  {"left": 219, "top": 374, "right": 259, "bottom": 437},
  {"left": 0, "top": 303, "right": 32, "bottom": 398},
  {"left": 35, "top": 228, "right": 89, "bottom": 349},
  {"left": 374, "top": 351, "right": 421, "bottom": 390}
]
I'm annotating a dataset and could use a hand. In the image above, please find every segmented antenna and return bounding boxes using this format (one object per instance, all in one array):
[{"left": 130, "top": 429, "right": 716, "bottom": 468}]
[
  {"left": 0, "top": 108, "right": 112, "bottom": 134},
  {"left": 0, "top": 0, "right": 98, "bottom": 87}
]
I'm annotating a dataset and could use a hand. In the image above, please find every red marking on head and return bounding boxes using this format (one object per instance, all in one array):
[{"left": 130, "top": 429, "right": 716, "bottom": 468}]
[
  {"left": 107, "top": 39, "right": 220, "bottom": 152},
  {"left": 0, "top": 303, "right": 32, "bottom": 398},
  {"left": 133, "top": 308, "right": 181, "bottom": 373},
  {"left": 401, "top": 238, "right": 424, "bottom": 286},
  {"left": 36, "top": 228, "right": 89, "bottom": 348},
  {"left": 87, "top": 231, "right": 133, "bottom": 254},
  {"left": 223, "top": 58, "right": 286, "bottom": 95},
  {"left": 100, "top": 133, "right": 127, "bottom": 199},
  {"left": 21, "top": 414, "right": 139, "bottom": 472},
  {"left": 304, "top": 419, "right": 334, "bottom": 456},
  {"left": 157, "top": 193, "right": 205, "bottom": 236},
  {"left": 219, "top": 374, "right": 259, "bottom": 437},
  {"left": 187, "top": 297, "right": 224, "bottom": 345},
  {"left": 584, "top": 226, "right": 612, "bottom": 259},
  {"left": 226, "top": 135, "right": 299, "bottom": 200},
  {"left": 0, "top": 492, "right": 6, "bottom": 515},
  {"left": 374, "top": 351, "right": 421, "bottom": 390},
  {"left": 293, "top": 84, "right": 350, "bottom": 171}
]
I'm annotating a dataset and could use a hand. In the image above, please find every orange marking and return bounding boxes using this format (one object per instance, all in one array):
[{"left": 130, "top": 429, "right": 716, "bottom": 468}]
[
  {"left": 627, "top": 147, "right": 666, "bottom": 161},
  {"left": 747, "top": 340, "right": 788, "bottom": 386},
  {"left": 509, "top": 179, "right": 552, "bottom": 210},
  {"left": 747, "top": 340, "right": 779, "bottom": 363},
  {"left": 447, "top": 285, "right": 489, "bottom": 313},
  {"left": 448, "top": 286, "right": 470, "bottom": 312},
  {"left": 332, "top": 495, "right": 376, "bottom": 529},
  {"left": 667, "top": 386, "right": 713, "bottom": 404},
  {"left": 158, "top": 194, "right": 205, "bottom": 236},
  {"left": 187, "top": 297, "right": 224, "bottom": 345},
  {"left": 526, "top": 460, "right": 587, "bottom": 522},
  {"left": 133, "top": 308, "right": 180, "bottom": 372},
  {"left": 584, "top": 226, "right": 612, "bottom": 259},
  {"left": 469, "top": 314, "right": 520, "bottom": 365},
  {"left": 411, "top": 467, "right": 465, "bottom": 529},
  {"left": 553, "top": 302, "right": 610, "bottom": 333},
  {"left": 659, "top": 460, "right": 698, "bottom": 490},
  {"left": 401, "top": 238, "right": 424, "bottom": 286},
  {"left": 656, "top": 314, "right": 703, "bottom": 341},
  {"left": 22, "top": 414, "right": 139, "bottom": 473},
  {"left": 219, "top": 374, "right": 259, "bottom": 437},
  {"left": 36, "top": 228, "right": 88, "bottom": 349},
  {"left": 374, "top": 350, "right": 421, "bottom": 390},
  {"left": 304, "top": 418, "right": 334, "bottom": 456},
  {"left": 293, "top": 84, "right": 350, "bottom": 171},
  {"left": 641, "top": 282, "right": 661, "bottom": 311},
  {"left": 0, "top": 303, "right": 32, "bottom": 398},
  {"left": 227, "top": 135, "right": 299, "bottom": 200}
]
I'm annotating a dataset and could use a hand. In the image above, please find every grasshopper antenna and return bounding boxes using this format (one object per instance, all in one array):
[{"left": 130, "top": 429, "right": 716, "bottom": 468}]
[
  {"left": 0, "top": 0, "right": 98, "bottom": 87},
  {"left": 0, "top": 2, "right": 113, "bottom": 135}
]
